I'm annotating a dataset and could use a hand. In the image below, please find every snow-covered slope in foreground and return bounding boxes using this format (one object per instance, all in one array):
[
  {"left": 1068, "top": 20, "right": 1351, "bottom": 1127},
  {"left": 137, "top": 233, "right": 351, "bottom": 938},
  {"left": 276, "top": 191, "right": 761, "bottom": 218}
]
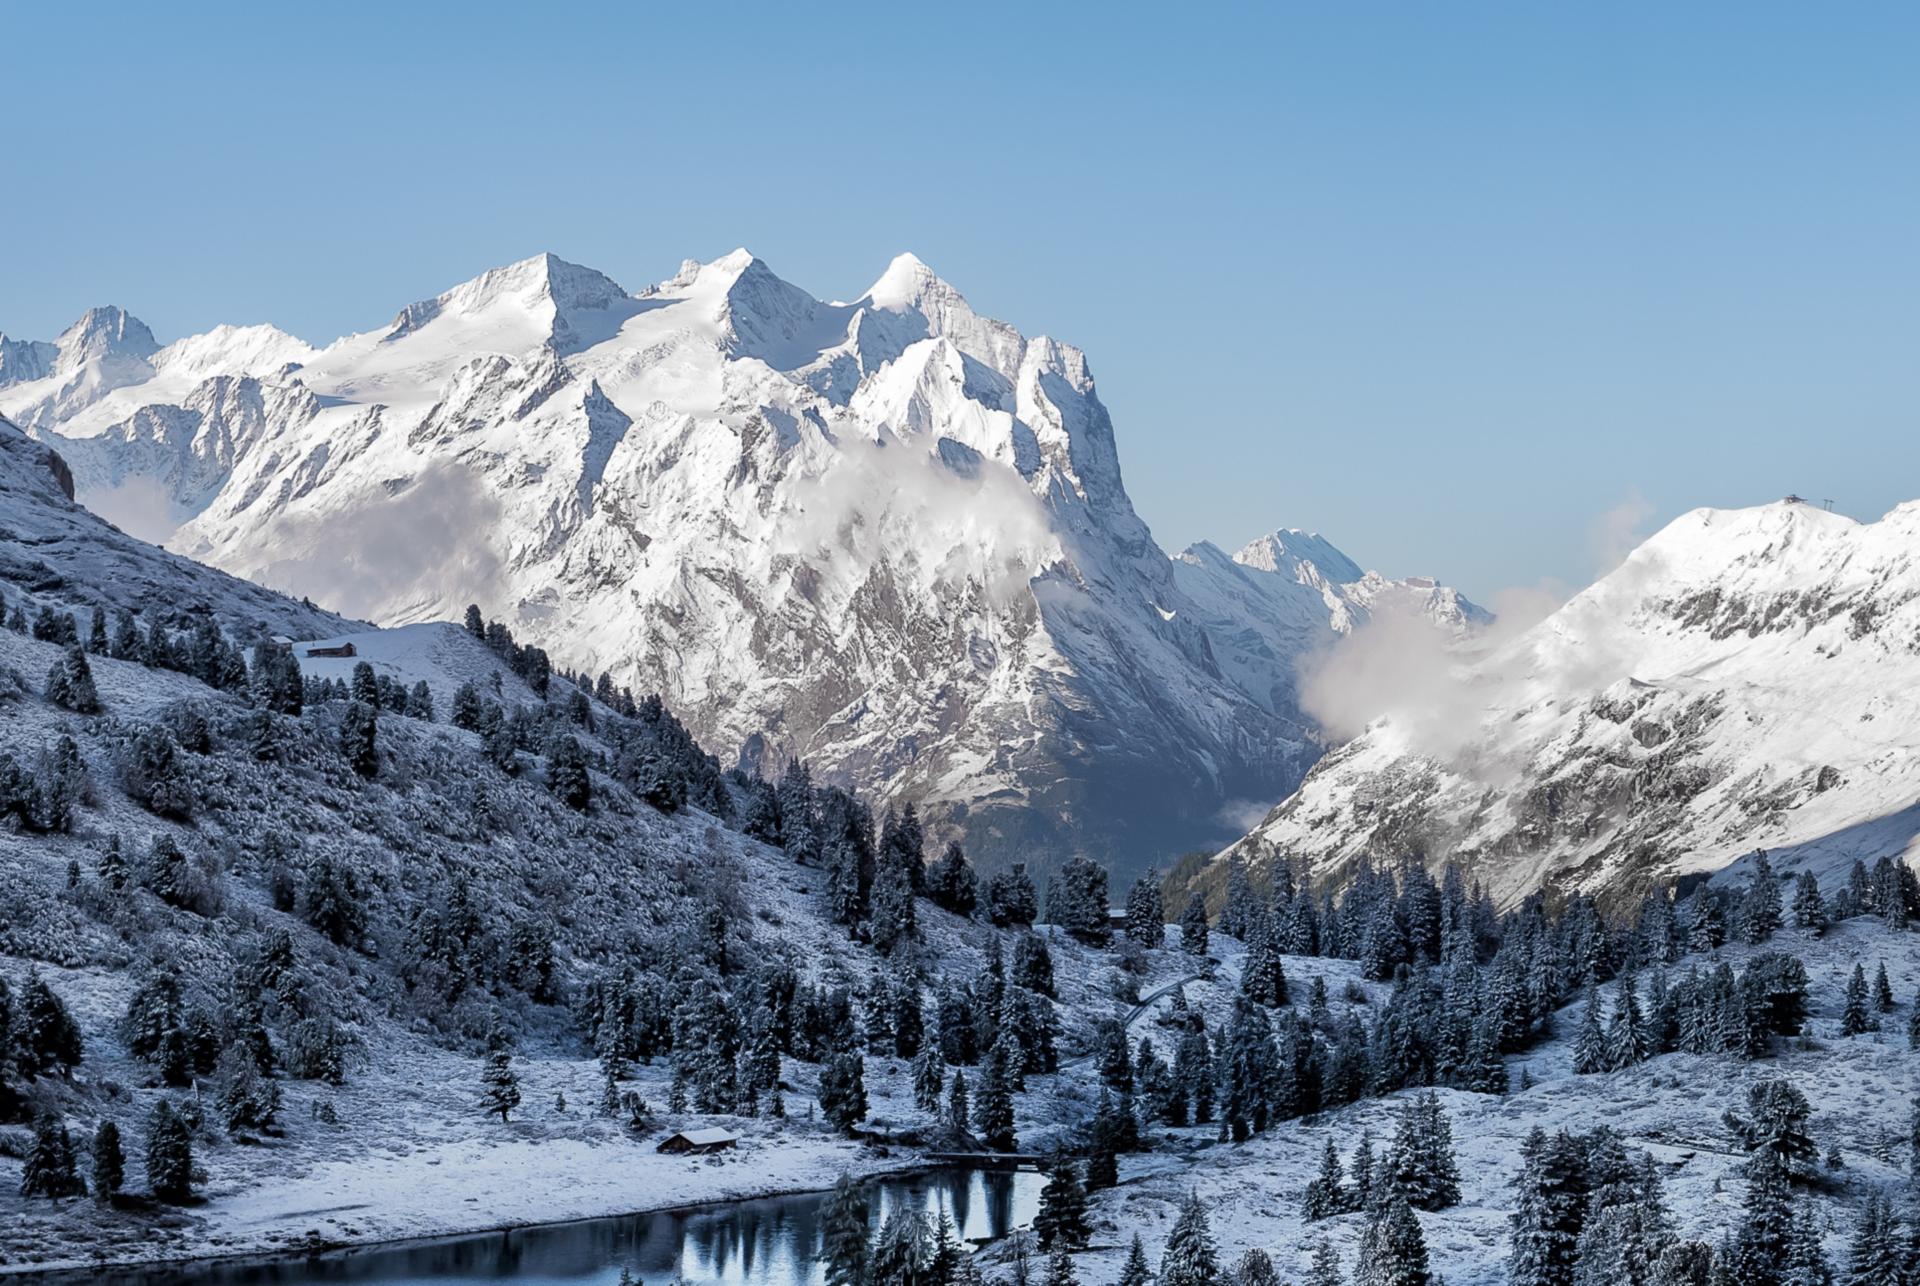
[
  {"left": 1216, "top": 498, "right": 1920, "bottom": 906},
  {"left": 3, "top": 252, "right": 1472, "bottom": 875}
]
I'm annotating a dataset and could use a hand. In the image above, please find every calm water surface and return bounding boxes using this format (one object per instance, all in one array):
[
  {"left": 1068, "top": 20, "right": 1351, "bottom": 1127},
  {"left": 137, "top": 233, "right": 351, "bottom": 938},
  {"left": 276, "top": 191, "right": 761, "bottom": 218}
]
[{"left": 86, "top": 1168, "right": 1042, "bottom": 1286}]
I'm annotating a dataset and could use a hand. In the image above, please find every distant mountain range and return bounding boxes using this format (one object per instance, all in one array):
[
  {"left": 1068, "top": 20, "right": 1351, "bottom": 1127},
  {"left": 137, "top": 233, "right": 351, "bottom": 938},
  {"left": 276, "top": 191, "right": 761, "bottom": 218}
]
[
  {"left": 0, "top": 251, "right": 1475, "bottom": 877},
  {"left": 1208, "top": 497, "right": 1920, "bottom": 907}
]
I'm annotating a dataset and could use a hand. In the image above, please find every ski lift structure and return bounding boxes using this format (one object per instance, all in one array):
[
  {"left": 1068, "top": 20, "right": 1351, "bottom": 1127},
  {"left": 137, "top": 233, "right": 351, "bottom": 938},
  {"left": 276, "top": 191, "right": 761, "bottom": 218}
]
[{"left": 1781, "top": 494, "right": 1836, "bottom": 511}]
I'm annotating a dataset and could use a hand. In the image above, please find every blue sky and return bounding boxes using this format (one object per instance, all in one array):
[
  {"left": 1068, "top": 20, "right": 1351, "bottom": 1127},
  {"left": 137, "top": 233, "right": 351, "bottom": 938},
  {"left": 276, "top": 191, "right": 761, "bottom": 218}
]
[{"left": 4, "top": 3, "right": 1915, "bottom": 602}]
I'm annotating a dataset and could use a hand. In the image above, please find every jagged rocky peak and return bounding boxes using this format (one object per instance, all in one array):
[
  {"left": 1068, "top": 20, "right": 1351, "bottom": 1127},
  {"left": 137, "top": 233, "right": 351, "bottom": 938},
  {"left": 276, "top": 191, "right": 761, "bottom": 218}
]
[
  {"left": 55, "top": 305, "right": 160, "bottom": 373},
  {"left": 1234, "top": 528, "right": 1367, "bottom": 585},
  {"left": 0, "top": 333, "right": 59, "bottom": 388}
]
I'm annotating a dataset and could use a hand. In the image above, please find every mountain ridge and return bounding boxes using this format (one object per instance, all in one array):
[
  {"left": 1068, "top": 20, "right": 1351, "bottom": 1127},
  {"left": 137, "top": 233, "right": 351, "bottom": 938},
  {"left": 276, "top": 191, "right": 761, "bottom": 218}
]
[
  {"left": 1, "top": 251, "right": 1478, "bottom": 877},
  {"left": 1207, "top": 494, "right": 1920, "bottom": 907}
]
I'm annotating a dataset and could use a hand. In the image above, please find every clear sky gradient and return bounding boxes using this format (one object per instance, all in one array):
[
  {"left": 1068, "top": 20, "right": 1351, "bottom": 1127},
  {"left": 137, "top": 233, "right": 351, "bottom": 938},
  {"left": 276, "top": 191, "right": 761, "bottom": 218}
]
[{"left": 4, "top": 3, "right": 1915, "bottom": 602}]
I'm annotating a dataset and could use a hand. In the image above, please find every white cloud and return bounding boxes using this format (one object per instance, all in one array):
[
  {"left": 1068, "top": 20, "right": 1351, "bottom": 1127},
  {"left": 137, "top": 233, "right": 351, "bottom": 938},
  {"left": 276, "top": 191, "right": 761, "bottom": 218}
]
[
  {"left": 1590, "top": 488, "right": 1654, "bottom": 578},
  {"left": 778, "top": 435, "right": 1053, "bottom": 607},
  {"left": 85, "top": 475, "right": 181, "bottom": 545},
  {"left": 249, "top": 463, "right": 510, "bottom": 623}
]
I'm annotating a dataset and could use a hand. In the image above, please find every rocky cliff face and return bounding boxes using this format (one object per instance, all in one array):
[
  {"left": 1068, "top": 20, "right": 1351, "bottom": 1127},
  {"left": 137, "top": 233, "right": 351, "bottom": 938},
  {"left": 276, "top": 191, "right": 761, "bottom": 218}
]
[{"left": 2, "top": 251, "right": 1473, "bottom": 877}]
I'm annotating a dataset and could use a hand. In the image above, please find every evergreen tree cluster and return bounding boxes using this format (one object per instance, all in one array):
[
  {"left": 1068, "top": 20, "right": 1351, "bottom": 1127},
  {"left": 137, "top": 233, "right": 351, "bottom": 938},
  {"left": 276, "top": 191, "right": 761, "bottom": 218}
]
[{"left": 0, "top": 732, "right": 88, "bottom": 834}]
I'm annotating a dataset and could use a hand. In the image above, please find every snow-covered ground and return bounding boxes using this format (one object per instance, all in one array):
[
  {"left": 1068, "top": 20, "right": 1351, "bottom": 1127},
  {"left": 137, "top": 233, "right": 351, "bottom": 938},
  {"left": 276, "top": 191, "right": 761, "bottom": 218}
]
[{"left": 1058, "top": 917, "right": 1918, "bottom": 1285}]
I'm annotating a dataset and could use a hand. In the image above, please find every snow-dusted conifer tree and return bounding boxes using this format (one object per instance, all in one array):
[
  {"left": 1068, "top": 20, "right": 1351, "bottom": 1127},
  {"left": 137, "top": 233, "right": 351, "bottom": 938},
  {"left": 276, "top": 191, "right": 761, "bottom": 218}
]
[
  {"left": 1126, "top": 871, "right": 1165, "bottom": 947},
  {"left": 1354, "top": 1194, "right": 1430, "bottom": 1286},
  {"left": 1180, "top": 892, "right": 1210, "bottom": 955},
  {"left": 1158, "top": 1190, "right": 1220, "bottom": 1286}
]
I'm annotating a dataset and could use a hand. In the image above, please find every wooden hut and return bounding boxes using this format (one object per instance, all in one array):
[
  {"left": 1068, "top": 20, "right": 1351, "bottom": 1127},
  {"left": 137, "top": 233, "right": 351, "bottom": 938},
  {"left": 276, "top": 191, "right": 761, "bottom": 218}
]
[{"left": 656, "top": 1127, "right": 740, "bottom": 1155}]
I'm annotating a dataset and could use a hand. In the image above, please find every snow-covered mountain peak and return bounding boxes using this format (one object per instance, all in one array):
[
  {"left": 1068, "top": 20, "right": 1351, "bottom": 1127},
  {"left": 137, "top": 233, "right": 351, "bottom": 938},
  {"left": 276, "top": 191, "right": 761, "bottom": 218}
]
[
  {"left": 1212, "top": 494, "right": 1920, "bottom": 908},
  {"left": 150, "top": 323, "right": 316, "bottom": 381},
  {"left": 651, "top": 247, "right": 763, "bottom": 297},
  {"left": 54, "top": 305, "right": 159, "bottom": 375},
  {"left": 862, "top": 251, "right": 941, "bottom": 310},
  {"left": 1233, "top": 528, "right": 1368, "bottom": 586},
  {"left": 381, "top": 252, "right": 636, "bottom": 353},
  {"left": 10, "top": 244, "right": 1486, "bottom": 876},
  {"left": 852, "top": 253, "right": 1026, "bottom": 384}
]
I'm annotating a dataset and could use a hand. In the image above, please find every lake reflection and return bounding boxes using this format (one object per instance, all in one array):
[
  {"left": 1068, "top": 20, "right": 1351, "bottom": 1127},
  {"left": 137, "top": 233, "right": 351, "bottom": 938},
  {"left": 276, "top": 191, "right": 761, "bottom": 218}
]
[{"left": 81, "top": 1168, "right": 1042, "bottom": 1286}]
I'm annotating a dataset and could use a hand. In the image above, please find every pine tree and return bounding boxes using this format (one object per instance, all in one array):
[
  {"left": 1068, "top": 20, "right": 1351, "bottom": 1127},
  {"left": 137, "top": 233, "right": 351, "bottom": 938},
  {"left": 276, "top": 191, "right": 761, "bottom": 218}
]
[
  {"left": 1158, "top": 1190, "right": 1219, "bottom": 1286},
  {"left": 913, "top": 1042, "right": 945, "bottom": 1115},
  {"left": 1045, "top": 1244, "right": 1079, "bottom": 1286},
  {"left": 1845, "top": 1195, "right": 1902, "bottom": 1286},
  {"left": 1098, "top": 1017, "right": 1135, "bottom": 1092},
  {"left": 1384, "top": 1092, "right": 1460, "bottom": 1211},
  {"left": 1048, "top": 857, "right": 1113, "bottom": 946},
  {"left": 1724, "top": 1080, "right": 1818, "bottom": 1183},
  {"left": 1360, "top": 900, "right": 1408, "bottom": 982},
  {"left": 1352, "top": 1129, "right": 1377, "bottom": 1210},
  {"left": 1354, "top": 1195, "right": 1430, "bottom": 1286},
  {"left": 110, "top": 607, "right": 140, "bottom": 659},
  {"left": 145, "top": 1101, "right": 193, "bottom": 1202},
  {"left": 818, "top": 1049, "right": 868, "bottom": 1133},
  {"left": 1083, "top": 1089, "right": 1123, "bottom": 1191},
  {"left": 1727, "top": 1161, "right": 1794, "bottom": 1286},
  {"left": 1011, "top": 932, "right": 1056, "bottom": 998},
  {"left": 1872, "top": 962, "right": 1894, "bottom": 1012},
  {"left": 928, "top": 841, "right": 978, "bottom": 916},
  {"left": 1117, "top": 1234, "right": 1154, "bottom": 1286},
  {"left": 1571, "top": 981, "right": 1607, "bottom": 1074},
  {"left": 450, "top": 681, "right": 484, "bottom": 729},
  {"left": 1305, "top": 1240, "right": 1343, "bottom": 1286},
  {"left": 974, "top": 1039, "right": 1017, "bottom": 1152},
  {"left": 406, "top": 680, "right": 435, "bottom": 721},
  {"left": 945, "top": 1069, "right": 970, "bottom": 1139},
  {"left": 1790, "top": 872, "right": 1828, "bottom": 935},
  {"left": 985, "top": 867, "right": 1040, "bottom": 928},
  {"left": 1780, "top": 1207, "right": 1831, "bottom": 1286},
  {"left": 1302, "top": 1135, "right": 1349, "bottom": 1220},
  {"left": 1840, "top": 965, "right": 1875, "bottom": 1036},
  {"left": 1218, "top": 859, "right": 1256, "bottom": 940},
  {"left": 19, "top": 1115, "right": 85, "bottom": 1198},
  {"left": 1741, "top": 852, "right": 1782, "bottom": 944},
  {"left": 339, "top": 700, "right": 379, "bottom": 778},
  {"left": 90, "top": 1120, "right": 124, "bottom": 1202},
  {"left": 820, "top": 1174, "right": 870, "bottom": 1286},
  {"left": 1180, "top": 893, "right": 1210, "bottom": 955},
  {"left": 1604, "top": 972, "right": 1649, "bottom": 1071},
  {"left": 869, "top": 858, "right": 917, "bottom": 954},
  {"left": 1507, "top": 1127, "right": 1588, "bottom": 1286},
  {"left": 1234, "top": 1249, "right": 1280, "bottom": 1286},
  {"left": 216, "top": 1046, "right": 282, "bottom": 1135},
  {"left": 45, "top": 644, "right": 101, "bottom": 713},
  {"left": 1032, "top": 1155, "right": 1091, "bottom": 1249},
  {"left": 14, "top": 970, "right": 84, "bottom": 1077},
  {"left": 1684, "top": 889, "right": 1724, "bottom": 954},
  {"left": 1240, "top": 917, "right": 1289, "bottom": 1008},
  {"left": 547, "top": 734, "right": 591, "bottom": 810},
  {"left": 1173, "top": 1027, "right": 1212, "bottom": 1128},
  {"left": 1127, "top": 872, "right": 1166, "bottom": 947},
  {"left": 481, "top": 1048, "right": 521, "bottom": 1123}
]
